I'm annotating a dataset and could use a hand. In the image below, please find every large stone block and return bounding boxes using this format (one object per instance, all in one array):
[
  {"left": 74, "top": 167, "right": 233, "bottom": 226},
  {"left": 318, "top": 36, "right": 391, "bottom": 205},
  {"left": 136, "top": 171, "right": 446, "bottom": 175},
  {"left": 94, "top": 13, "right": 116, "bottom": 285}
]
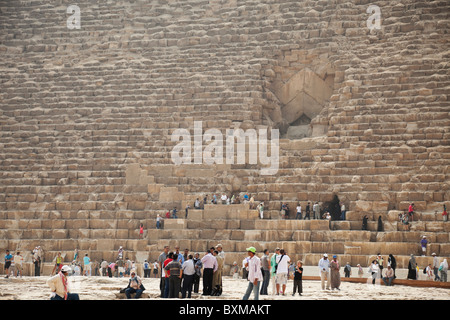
[{"left": 163, "top": 219, "right": 187, "bottom": 230}]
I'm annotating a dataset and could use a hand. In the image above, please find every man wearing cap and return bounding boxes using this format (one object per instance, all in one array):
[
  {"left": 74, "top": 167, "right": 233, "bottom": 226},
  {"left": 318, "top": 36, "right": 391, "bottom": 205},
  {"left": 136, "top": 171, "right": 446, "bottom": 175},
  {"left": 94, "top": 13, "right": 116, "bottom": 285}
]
[
  {"left": 242, "top": 247, "right": 262, "bottom": 300},
  {"left": 318, "top": 254, "right": 330, "bottom": 290},
  {"left": 47, "top": 265, "right": 80, "bottom": 300}
]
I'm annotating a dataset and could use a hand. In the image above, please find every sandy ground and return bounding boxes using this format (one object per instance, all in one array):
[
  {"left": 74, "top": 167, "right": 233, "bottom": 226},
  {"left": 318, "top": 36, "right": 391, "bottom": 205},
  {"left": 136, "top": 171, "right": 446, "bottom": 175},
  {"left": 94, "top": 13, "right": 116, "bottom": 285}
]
[{"left": 0, "top": 267, "right": 448, "bottom": 301}]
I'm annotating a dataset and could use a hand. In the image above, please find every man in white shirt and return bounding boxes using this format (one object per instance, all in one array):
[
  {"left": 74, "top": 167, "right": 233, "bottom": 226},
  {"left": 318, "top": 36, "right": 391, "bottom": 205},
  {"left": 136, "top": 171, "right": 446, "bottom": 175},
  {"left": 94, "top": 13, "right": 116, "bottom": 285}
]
[
  {"left": 296, "top": 204, "right": 302, "bottom": 219},
  {"left": 318, "top": 253, "right": 330, "bottom": 290},
  {"left": 242, "top": 247, "right": 262, "bottom": 300},
  {"left": 275, "top": 249, "right": 290, "bottom": 295},
  {"left": 201, "top": 250, "right": 218, "bottom": 295},
  {"left": 181, "top": 255, "right": 196, "bottom": 298}
]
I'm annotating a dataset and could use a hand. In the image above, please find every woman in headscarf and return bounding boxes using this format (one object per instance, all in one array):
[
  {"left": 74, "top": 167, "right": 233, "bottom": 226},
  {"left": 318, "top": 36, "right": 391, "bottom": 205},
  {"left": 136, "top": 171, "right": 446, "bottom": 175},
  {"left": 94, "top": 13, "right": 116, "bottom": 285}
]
[
  {"left": 362, "top": 215, "right": 368, "bottom": 230},
  {"left": 330, "top": 255, "right": 341, "bottom": 290},
  {"left": 377, "top": 216, "right": 383, "bottom": 231},
  {"left": 407, "top": 254, "right": 417, "bottom": 280}
]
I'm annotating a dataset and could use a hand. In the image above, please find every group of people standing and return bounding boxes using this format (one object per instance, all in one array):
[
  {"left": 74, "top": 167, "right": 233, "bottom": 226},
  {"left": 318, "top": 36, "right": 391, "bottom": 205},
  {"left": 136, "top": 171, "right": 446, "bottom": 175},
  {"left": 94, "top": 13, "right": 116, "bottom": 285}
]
[{"left": 157, "top": 244, "right": 225, "bottom": 299}]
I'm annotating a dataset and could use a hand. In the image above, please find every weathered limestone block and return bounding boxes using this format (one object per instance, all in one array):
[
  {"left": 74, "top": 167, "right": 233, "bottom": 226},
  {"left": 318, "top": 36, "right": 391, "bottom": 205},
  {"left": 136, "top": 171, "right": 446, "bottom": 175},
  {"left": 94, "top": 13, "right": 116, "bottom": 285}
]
[
  {"left": 163, "top": 219, "right": 187, "bottom": 230},
  {"left": 187, "top": 209, "right": 203, "bottom": 220},
  {"left": 310, "top": 220, "right": 329, "bottom": 230}
]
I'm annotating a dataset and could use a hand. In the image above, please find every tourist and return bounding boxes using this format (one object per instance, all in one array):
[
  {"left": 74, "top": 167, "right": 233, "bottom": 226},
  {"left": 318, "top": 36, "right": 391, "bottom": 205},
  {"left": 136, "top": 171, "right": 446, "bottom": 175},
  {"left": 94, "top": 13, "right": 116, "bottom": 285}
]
[
  {"left": 73, "top": 248, "right": 79, "bottom": 263},
  {"left": 357, "top": 264, "right": 363, "bottom": 277},
  {"left": 432, "top": 253, "right": 441, "bottom": 281},
  {"left": 313, "top": 202, "right": 320, "bottom": 219},
  {"left": 344, "top": 262, "right": 351, "bottom": 278},
  {"left": 296, "top": 203, "right": 302, "bottom": 219},
  {"left": 172, "top": 207, "right": 178, "bottom": 219},
  {"left": 117, "top": 246, "right": 124, "bottom": 261},
  {"left": 100, "top": 259, "right": 108, "bottom": 276},
  {"left": 212, "top": 250, "right": 223, "bottom": 294},
  {"left": 242, "top": 247, "right": 262, "bottom": 300},
  {"left": 362, "top": 215, "right": 368, "bottom": 230},
  {"left": 158, "top": 246, "right": 169, "bottom": 297},
  {"left": 185, "top": 204, "right": 190, "bottom": 218},
  {"left": 73, "top": 263, "right": 81, "bottom": 276},
  {"left": 292, "top": 260, "right": 303, "bottom": 296},
  {"left": 181, "top": 254, "right": 195, "bottom": 298},
  {"left": 32, "top": 247, "right": 41, "bottom": 276},
  {"left": 368, "top": 260, "right": 379, "bottom": 285},
  {"left": 156, "top": 214, "right": 162, "bottom": 229},
  {"left": 216, "top": 244, "right": 225, "bottom": 259},
  {"left": 143, "top": 259, "right": 150, "bottom": 278},
  {"left": 203, "top": 195, "right": 208, "bottom": 208},
  {"left": 249, "top": 196, "right": 255, "bottom": 209},
  {"left": 165, "top": 253, "right": 183, "bottom": 298},
  {"left": 152, "top": 260, "right": 159, "bottom": 278},
  {"left": 442, "top": 204, "right": 448, "bottom": 222},
  {"left": 407, "top": 254, "right": 417, "bottom": 280},
  {"left": 408, "top": 203, "right": 414, "bottom": 222},
  {"left": 259, "top": 249, "right": 270, "bottom": 295},
  {"left": 51, "top": 252, "right": 63, "bottom": 276},
  {"left": 221, "top": 193, "right": 228, "bottom": 204},
  {"left": 139, "top": 223, "right": 144, "bottom": 239},
  {"left": 270, "top": 248, "right": 280, "bottom": 295},
  {"left": 304, "top": 202, "right": 311, "bottom": 220},
  {"left": 382, "top": 265, "right": 395, "bottom": 286},
  {"left": 257, "top": 202, "right": 264, "bottom": 219},
  {"left": 340, "top": 202, "right": 346, "bottom": 220},
  {"left": 439, "top": 259, "right": 448, "bottom": 282},
  {"left": 388, "top": 254, "right": 397, "bottom": 278},
  {"left": 275, "top": 249, "right": 290, "bottom": 295},
  {"left": 193, "top": 253, "right": 203, "bottom": 293},
  {"left": 165, "top": 210, "right": 171, "bottom": 219},
  {"left": 163, "top": 252, "right": 174, "bottom": 298},
  {"left": 280, "top": 203, "right": 287, "bottom": 219},
  {"left": 376, "top": 254, "right": 384, "bottom": 277},
  {"left": 318, "top": 253, "right": 330, "bottom": 290},
  {"left": 108, "top": 261, "right": 115, "bottom": 277},
  {"left": 194, "top": 198, "right": 201, "bottom": 209},
  {"left": 13, "top": 251, "right": 23, "bottom": 278},
  {"left": 47, "top": 265, "right": 80, "bottom": 300},
  {"left": 425, "top": 263, "right": 434, "bottom": 281},
  {"left": 213, "top": 194, "right": 217, "bottom": 204},
  {"left": 420, "top": 236, "right": 428, "bottom": 256},
  {"left": 83, "top": 253, "right": 91, "bottom": 276},
  {"left": 201, "top": 248, "right": 218, "bottom": 295},
  {"left": 330, "top": 255, "right": 341, "bottom": 290},
  {"left": 124, "top": 270, "right": 145, "bottom": 299}
]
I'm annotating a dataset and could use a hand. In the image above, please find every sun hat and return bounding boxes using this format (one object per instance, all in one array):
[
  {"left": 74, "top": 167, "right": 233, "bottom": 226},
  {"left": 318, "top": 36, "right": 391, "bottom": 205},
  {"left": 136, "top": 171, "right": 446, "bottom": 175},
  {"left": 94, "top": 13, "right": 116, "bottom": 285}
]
[
  {"left": 246, "top": 247, "right": 256, "bottom": 253},
  {"left": 61, "top": 265, "right": 71, "bottom": 272}
]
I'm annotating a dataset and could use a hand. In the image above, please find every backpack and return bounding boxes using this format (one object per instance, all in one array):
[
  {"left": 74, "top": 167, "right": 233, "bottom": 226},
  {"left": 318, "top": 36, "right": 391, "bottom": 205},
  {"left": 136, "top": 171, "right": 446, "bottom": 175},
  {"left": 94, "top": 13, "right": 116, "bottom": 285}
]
[{"left": 423, "top": 267, "right": 427, "bottom": 274}]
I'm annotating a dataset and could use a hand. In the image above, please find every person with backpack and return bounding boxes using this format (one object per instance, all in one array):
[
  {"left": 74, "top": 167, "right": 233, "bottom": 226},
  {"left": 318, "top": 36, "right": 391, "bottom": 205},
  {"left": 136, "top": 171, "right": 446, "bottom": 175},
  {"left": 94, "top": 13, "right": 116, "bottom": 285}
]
[
  {"left": 275, "top": 249, "right": 290, "bottom": 295},
  {"left": 344, "top": 262, "right": 352, "bottom": 278}
]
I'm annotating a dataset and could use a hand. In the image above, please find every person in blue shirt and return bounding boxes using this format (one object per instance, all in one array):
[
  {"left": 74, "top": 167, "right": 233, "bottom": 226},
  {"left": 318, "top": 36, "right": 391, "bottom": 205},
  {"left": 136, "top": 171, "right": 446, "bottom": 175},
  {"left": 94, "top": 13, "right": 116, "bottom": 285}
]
[
  {"left": 4, "top": 250, "right": 13, "bottom": 278},
  {"left": 83, "top": 254, "right": 91, "bottom": 276}
]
